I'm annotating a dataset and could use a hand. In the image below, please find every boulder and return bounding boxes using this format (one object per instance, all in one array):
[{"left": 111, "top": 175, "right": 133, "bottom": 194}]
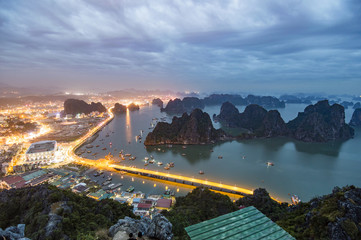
[
  {"left": 109, "top": 214, "right": 173, "bottom": 240},
  {"left": 0, "top": 224, "right": 29, "bottom": 240}
]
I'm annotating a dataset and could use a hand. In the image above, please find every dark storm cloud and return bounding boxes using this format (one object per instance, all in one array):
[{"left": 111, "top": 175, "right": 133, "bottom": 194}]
[{"left": 0, "top": 0, "right": 360, "bottom": 93}]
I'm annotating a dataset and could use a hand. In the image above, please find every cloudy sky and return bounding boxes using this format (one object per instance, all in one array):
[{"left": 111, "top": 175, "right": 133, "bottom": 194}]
[{"left": 0, "top": 0, "right": 360, "bottom": 94}]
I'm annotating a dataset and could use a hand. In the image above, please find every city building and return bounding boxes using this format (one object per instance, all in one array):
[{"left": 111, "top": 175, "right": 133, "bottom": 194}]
[{"left": 25, "top": 140, "right": 57, "bottom": 165}]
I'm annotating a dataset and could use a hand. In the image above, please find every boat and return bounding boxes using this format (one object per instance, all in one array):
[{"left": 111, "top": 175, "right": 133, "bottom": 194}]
[
  {"left": 93, "top": 171, "right": 100, "bottom": 177},
  {"left": 291, "top": 195, "right": 301, "bottom": 205},
  {"left": 144, "top": 157, "right": 149, "bottom": 161},
  {"left": 102, "top": 147, "right": 107, "bottom": 151},
  {"left": 107, "top": 176, "right": 112, "bottom": 181},
  {"left": 182, "top": 146, "right": 187, "bottom": 149},
  {"left": 164, "top": 166, "right": 170, "bottom": 170},
  {"left": 218, "top": 156, "right": 223, "bottom": 159},
  {"left": 157, "top": 161, "right": 163, "bottom": 166},
  {"left": 96, "top": 145, "right": 99, "bottom": 147},
  {"left": 109, "top": 183, "right": 123, "bottom": 190},
  {"left": 87, "top": 151, "right": 92, "bottom": 153},
  {"left": 129, "top": 156, "right": 136, "bottom": 160},
  {"left": 210, "top": 149, "right": 214, "bottom": 152},
  {"left": 169, "top": 162, "right": 174, "bottom": 167},
  {"left": 106, "top": 134, "right": 110, "bottom": 137},
  {"left": 102, "top": 180, "right": 111, "bottom": 186},
  {"left": 199, "top": 170, "right": 204, "bottom": 175},
  {"left": 267, "top": 162, "right": 274, "bottom": 166},
  {"left": 144, "top": 163, "right": 149, "bottom": 166},
  {"left": 125, "top": 153, "right": 132, "bottom": 157},
  {"left": 149, "top": 159, "right": 155, "bottom": 164},
  {"left": 86, "top": 145, "right": 93, "bottom": 148},
  {"left": 126, "top": 186, "right": 135, "bottom": 193},
  {"left": 105, "top": 153, "right": 113, "bottom": 160},
  {"left": 181, "top": 153, "right": 186, "bottom": 156},
  {"left": 242, "top": 155, "right": 246, "bottom": 159},
  {"left": 92, "top": 153, "right": 97, "bottom": 156}
]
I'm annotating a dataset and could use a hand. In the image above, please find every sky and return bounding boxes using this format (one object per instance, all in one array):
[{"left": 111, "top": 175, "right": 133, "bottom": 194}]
[{"left": 0, "top": 0, "right": 360, "bottom": 94}]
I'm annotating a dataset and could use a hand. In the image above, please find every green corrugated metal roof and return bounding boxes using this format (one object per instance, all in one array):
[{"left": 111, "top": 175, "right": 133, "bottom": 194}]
[
  {"left": 185, "top": 206, "right": 295, "bottom": 240},
  {"left": 23, "top": 170, "right": 46, "bottom": 181}
]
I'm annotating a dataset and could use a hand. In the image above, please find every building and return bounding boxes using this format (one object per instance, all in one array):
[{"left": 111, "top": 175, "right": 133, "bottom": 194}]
[
  {"left": 72, "top": 183, "right": 89, "bottom": 194},
  {"left": 25, "top": 140, "right": 57, "bottom": 165},
  {"left": 185, "top": 206, "right": 295, "bottom": 240},
  {"left": 0, "top": 175, "right": 26, "bottom": 190},
  {"left": 155, "top": 198, "right": 172, "bottom": 210}
]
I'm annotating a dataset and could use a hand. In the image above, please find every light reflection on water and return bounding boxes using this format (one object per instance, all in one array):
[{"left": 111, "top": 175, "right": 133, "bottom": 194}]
[{"left": 79, "top": 104, "right": 361, "bottom": 202}]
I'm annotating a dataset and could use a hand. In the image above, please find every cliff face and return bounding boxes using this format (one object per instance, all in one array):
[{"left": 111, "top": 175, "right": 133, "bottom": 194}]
[
  {"left": 161, "top": 97, "right": 204, "bottom": 114},
  {"left": 349, "top": 108, "right": 361, "bottom": 127},
  {"left": 152, "top": 98, "right": 163, "bottom": 108},
  {"left": 287, "top": 100, "right": 354, "bottom": 142},
  {"left": 214, "top": 102, "right": 289, "bottom": 138},
  {"left": 112, "top": 103, "right": 127, "bottom": 114},
  {"left": 145, "top": 109, "right": 225, "bottom": 145},
  {"left": 64, "top": 99, "right": 106, "bottom": 115}
]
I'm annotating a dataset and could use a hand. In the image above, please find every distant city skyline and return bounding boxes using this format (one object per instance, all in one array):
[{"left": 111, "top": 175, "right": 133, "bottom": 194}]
[{"left": 1, "top": 0, "right": 361, "bottom": 94}]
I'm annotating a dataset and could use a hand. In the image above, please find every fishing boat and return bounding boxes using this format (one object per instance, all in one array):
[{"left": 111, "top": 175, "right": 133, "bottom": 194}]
[
  {"left": 87, "top": 151, "right": 92, "bottom": 153},
  {"left": 199, "top": 170, "right": 204, "bottom": 175},
  {"left": 129, "top": 156, "right": 136, "bottom": 160},
  {"left": 102, "top": 180, "right": 111, "bottom": 186},
  {"left": 267, "top": 162, "right": 274, "bottom": 166},
  {"left": 102, "top": 147, "right": 107, "bottom": 151},
  {"left": 242, "top": 155, "right": 246, "bottom": 159},
  {"left": 169, "top": 162, "right": 175, "bottom": 167},
  {"left": 144, "top": 163, "right": 149, "bottom": 166},
  {"left": 126, "top": 186, "right": 135, "bottom": 193},
  {"left": 106, "top": 176, "right": 112, "bottom": 181},
  {"left": 86, "top": 145, "right": 93, "bottom": 148},
  {"left": 125, "top": 153, "right": 132, "bottom": 157},
  {"left": 164, "top": 166, "right": 170, "bottom": 170},
  {"left": 96, "top": 145, "right": 99, "bottom": 147},
  {"left": 93, "top": 171, "right": 100, "bottom": 177},
  {"left": 182, "top": 146, "right": 187, "bottom": 149},
  {"left": 181, "top": 153, "right": 186, "bottom": 156},
  {"left": 218, "top": 156, "right": 223, "bottom": 159},
  {"left": 149, "top": 159, "right": 155, "bottom": 164},
  {"left": 144, "top": 157, "right": 149, "bottom": 160},
  {"left": 157, "top": 161, "right": 163, "bottom": 166}
]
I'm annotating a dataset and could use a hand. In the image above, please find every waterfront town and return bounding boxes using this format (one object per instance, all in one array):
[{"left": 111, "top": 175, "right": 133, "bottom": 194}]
[{"left": 0, "top": 93, "right": 177, "bottom": 219}]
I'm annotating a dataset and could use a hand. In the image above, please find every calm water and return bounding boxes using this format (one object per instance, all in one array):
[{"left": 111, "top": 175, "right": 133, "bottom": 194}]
[{"left": 79, "top": 104, "right": 361, "bottom": 202}]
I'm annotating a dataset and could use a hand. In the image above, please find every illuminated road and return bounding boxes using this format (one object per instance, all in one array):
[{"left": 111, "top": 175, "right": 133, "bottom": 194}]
[{"left": 65, "top": 107, "right": 256, "bottom": 198}]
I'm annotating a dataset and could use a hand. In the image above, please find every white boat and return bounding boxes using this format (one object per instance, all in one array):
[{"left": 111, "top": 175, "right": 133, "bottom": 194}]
[
  {"left": 199, "top": 170, "right": 204, "bottom": 175},
  {"left": 267, "top": 162, "right": 274, "bottom": 166},
  {"left": 144, "top": 157, "right": 149, "bottom": 160},
  {"left": 157, "top": 161, "right": 163, "bottom": 166},
  {"left": 291, "top": 195, "right": 301, "bottom": 205}
]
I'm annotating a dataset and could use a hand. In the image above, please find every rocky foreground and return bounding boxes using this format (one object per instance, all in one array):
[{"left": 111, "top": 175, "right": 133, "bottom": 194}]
[{"left": 145, "top": 108, "right": 226, "bottom": 145}]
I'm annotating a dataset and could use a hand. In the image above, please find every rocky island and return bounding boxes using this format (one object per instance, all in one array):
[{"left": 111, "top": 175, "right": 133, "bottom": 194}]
[
  {"left": 349, "top": 108, "right": 361, "bottom": 127},
  {"left": 214, "top": 100, "right": 354, "bottom": 142},
  {"left": 127, "top": 103, "right": 140, "bottom": 111},
  {"left": 287, "top": 100, "right": 354, "bottom": 142},
  {"left": 63, "top": 99, "right": 106, "bottom": 115},
  {"left": 161, "top": 97, "right": 204, "bottom": 114},
  {"left": 214, "top": 102, "right": 289, "bottom": 138},
  {"left": 145, "top": 109, "right": 226, "bottom": 145},
  {"left": 152, "top": 98, "right": 163, "bottom": 108},
  {"left": 112, "top": 103, "right": 127, "bottom": 114},
  {"left": 203, "top": 94, "right": 285, "bottom": 108}
]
